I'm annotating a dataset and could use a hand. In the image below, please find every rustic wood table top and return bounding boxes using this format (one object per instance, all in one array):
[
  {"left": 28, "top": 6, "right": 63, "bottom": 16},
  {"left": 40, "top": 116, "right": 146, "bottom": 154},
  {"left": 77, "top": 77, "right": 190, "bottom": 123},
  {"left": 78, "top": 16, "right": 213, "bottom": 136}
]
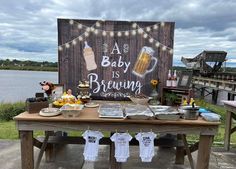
[{"left": 14, "top": 108, "right": 220, "bottom": 126}]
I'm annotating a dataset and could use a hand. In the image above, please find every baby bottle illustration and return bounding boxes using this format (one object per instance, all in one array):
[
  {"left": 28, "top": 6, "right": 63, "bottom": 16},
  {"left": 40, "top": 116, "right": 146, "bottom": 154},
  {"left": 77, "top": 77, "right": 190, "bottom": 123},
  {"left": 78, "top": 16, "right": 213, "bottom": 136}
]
[{"left": 83, "top": 41, "right": 97, "bottom": 71}]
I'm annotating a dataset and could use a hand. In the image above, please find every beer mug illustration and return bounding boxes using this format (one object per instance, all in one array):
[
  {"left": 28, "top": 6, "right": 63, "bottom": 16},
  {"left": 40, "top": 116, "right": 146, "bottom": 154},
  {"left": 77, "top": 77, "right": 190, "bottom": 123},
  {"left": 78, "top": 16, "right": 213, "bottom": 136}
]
[
  {"left": 83, "top": 41, "right": 97, "bottom": 71},
  {"left": 132, "top": 46, "right": 157, "bottom": 78}
]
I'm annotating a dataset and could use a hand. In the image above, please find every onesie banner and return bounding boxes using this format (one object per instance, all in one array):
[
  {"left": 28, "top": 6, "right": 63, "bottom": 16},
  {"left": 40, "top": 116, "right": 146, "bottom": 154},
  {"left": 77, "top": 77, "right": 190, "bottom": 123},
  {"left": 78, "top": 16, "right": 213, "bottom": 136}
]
[{"left": 58, "top": 19, "right": 175, "bottom": 99}]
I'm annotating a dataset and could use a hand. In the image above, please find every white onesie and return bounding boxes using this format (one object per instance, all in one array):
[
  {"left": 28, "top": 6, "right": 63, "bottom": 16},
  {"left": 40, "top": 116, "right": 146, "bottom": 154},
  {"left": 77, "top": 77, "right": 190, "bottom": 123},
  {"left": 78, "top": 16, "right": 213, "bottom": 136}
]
[
  {"left": 110, "top": 132, "right": 132, "bottom": 162},
  {"left": 82, "top": 130, "right": 104, "bottom": 161},
  {"left": 135, "top": 132, "right": 157, "bottom": 162}
]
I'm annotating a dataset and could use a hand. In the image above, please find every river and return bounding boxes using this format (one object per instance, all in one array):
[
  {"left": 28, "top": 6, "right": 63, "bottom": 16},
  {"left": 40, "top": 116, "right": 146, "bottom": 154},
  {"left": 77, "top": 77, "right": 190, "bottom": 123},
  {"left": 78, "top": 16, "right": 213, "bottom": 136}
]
[{"left": 0, "top": 70, "right": 58, "bottom": 103}]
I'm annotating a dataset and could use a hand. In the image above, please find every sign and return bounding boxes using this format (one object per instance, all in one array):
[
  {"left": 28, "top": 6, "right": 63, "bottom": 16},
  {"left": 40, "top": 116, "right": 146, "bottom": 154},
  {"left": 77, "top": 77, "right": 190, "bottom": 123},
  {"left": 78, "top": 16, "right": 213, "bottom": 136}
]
[{"left": 58, "top": 19, "right": 174, "bottom": 99}]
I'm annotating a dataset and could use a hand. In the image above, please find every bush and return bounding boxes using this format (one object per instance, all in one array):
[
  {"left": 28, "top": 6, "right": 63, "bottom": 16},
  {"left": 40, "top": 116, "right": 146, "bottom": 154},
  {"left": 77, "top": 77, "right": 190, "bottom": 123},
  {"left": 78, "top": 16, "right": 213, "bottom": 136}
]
[{"left": 0, "top": 102, "right": 25, "bottom": 121}]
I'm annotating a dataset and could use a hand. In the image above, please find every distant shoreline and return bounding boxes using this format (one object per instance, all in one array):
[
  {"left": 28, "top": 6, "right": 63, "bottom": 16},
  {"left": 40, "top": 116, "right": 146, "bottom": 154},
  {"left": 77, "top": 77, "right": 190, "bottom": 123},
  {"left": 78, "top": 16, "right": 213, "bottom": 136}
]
[{"left": 0, "top": 66, "right": 57, "bottom": 72}]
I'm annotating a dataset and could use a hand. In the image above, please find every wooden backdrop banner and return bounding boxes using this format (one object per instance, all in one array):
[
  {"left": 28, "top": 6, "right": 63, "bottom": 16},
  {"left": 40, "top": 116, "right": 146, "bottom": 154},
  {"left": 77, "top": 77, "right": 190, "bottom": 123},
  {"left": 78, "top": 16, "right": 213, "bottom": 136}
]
[{"left": 58, "top": 19, "right": 175, "bottom": 99}]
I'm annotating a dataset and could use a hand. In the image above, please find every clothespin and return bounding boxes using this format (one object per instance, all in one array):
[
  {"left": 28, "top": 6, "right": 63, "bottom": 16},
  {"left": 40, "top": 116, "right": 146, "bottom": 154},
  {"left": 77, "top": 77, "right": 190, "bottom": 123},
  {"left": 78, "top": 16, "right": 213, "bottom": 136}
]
[
  {"left": 126, "top": 130, "right": 129, "bottom": 133},
  {"left": 115, "top": 129, "right": 118, "bottom": 133},
  {"left": 150, "top": 129, "right": 153, "bottom": 132},
  {"left": 87, "top": 126, "right": 90, "bottom": 131}
]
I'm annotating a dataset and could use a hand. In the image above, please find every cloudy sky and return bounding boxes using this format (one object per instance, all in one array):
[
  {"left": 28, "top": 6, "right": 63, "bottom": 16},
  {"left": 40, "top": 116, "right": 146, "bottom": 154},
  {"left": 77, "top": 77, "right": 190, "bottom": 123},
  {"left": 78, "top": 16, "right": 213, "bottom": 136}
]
[{"left": 0, "top": 0, "right": 236, "bottom": 66}]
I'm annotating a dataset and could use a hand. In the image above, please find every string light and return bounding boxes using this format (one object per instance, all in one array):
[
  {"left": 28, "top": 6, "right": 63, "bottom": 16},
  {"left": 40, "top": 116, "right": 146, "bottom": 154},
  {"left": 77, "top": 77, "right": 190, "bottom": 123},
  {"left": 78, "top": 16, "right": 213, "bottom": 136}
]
[
  {"left": 78, "top": 36, "right": 83, "bottom": 41},
  {"left": 153, "top": 24, "right": 158, "bottom": 30},
  {"left": 72, "top": 40, "right": 77, "bottom": 45},
  {"left": 132, "top": 30, "right": 136, "bottom": 35},
  {"left": 132, "top": 23, "right": 137, "bottom": 28},
  {"left": 155, "top": 42, "right": 160, "bottom": 47},
  {"left": 86, "top": 27, "right": 91, "bottom": 32},
  {"left": 162, "top": 46, "right": 167, "bottom": 51},
  {"left": 84, "top": 32, "right": 89, "bottom": 37},
  {"left": 69, "top": 20, "right": 74, "bottom": 25},
  {"left": 91, "top": 27, "right": 95, "bottom": 32},
  {"left": 117, "top": 32, "right": 122, "bottom": 37},
  {"left": 110, "top": 31, "right": 114, "bottom": 37},
  {"left": 96, "top": 22, "right": 101, "bottom": 27},
  {"left": 77, "top": 23, "right": 82, "bottom": 29},
  {"left": 65, "top": 43, "right": 70, "bottom": 48},
  {"left": 161, "top": 22, "right": 165, "bottom": 27},
  {"left": 58, "top": 46, "right": 63, "bottom": 51},
  {"left": 146, "top": 27, "right": 151, "bottom": 32},
  {"left": 143, "top": 33, "right": 148, "bottom": 38},
  {"left": 94, "top": 29, "right": 99, "bottom": 34},
  {"left": 138, "top": 28, "right": 144, "bottom": 34},
  {"left": 59, "top": 20, "right": 173, "bottom": 53},
  {"left": 102, "top": 31, "right": 107, "bottom": 36},
  {"left": 149, "top": 38, "right": 154, "bottom": 43}
]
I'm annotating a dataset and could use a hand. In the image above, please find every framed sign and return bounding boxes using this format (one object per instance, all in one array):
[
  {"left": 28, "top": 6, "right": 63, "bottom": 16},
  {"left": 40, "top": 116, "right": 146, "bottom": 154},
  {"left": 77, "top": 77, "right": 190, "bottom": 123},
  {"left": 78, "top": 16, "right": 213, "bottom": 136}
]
[
  {"left": 177, "top": 71, "right": 193, "bottom": 88},
  {"left": 58, "top": 19, "right": 174, "bottom": 99}
]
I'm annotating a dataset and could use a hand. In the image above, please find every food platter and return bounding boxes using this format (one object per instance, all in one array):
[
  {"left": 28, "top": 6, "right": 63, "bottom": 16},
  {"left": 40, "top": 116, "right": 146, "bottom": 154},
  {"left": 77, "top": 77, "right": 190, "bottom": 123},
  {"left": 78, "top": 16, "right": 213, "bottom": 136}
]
[{"left": 39, "top": 108, "right": 61, "bottom": 117}]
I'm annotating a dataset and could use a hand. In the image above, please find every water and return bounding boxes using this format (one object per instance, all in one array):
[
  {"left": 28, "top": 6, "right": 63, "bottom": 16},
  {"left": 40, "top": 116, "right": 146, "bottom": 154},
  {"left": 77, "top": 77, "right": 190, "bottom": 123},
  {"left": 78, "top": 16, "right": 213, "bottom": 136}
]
[{"left": 0, "top": 70, "right": 58, "bottom": 103}]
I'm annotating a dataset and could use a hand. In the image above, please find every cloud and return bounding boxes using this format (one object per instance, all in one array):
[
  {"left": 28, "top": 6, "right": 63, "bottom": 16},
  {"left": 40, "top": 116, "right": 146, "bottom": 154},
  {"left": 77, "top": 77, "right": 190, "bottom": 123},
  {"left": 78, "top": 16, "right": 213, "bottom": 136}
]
[{"left": 0, "top": 0, "right": 236, "bottom": 66}]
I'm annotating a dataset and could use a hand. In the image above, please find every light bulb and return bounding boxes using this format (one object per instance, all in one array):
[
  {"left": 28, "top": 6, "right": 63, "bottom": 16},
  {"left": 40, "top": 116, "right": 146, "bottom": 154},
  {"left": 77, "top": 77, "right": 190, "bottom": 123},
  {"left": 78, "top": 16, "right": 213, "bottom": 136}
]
[
  {"left": 132, "top": 30, "right": 136, "bottom": 35},
  {"left": 155, "top": 42, "right": 160, "bottom": 47},
  {"left": 72, "top": 40, "right": 77, "bottom": 45},
  {"left": 79, "top": 36, "right": 83, "bottom": 41},
  {"left": 110, "top": 32, "right": 114, "bottom": 37},
  {"left": 143, "top": 34, "right": 148, "bottom": 38},
  {"left": 65, "top": 43, "right": 70, "bottom": 48},
  {"left": 132, "top": 23, "right": 137, "bottom": 28},
  {"left": 138, "top": 28, "right": 143, "bottom": 34},
  {"left": 162, "top": 46, "right": 167, "bottom": 51},
  {"left": 125, "top": 31, "right": 129, "bottom": 36},
  {"left": 91, "top": 27, "right": 95, "bottom": 32},
  {"left": 161, "top": 22, "right": 165, "bottom": 27},
  {"left": 169, "top": 49, "right": 173, "bottom": 54},
  {"left": 149, "top": 38, "right": 154, "bottom": 43},
  {"left": 96, "top": 22, "right": 101, "bottom": 27},
  {"left": 69, "top": 20, "right": 74, "bottom": 25},
  {"left": 146, "top": 27, "right": 151, "bottom": 32},
  {"left": 86, "top": 27, "right": 91, "bottom": 32},
  {"left": 117, "top": 32, "right": 122, "bottom": 37},
  {"left": 102, "top": 31, "right": 107, "bottom": 36},
  {"left": 94, "top": 29, "right": 98, "bottom": 34},
  {"left": 58, "top": 46, "right": 63, "bottom": 51},
  {"left": 153, "top": 24, "right": 158, "bottom": 30},
  {"left": 78, "top": 24, "right": 82, "bottom": 29},
  {"left": 85, "top": 32, "right": 89, "bottom": 37}
]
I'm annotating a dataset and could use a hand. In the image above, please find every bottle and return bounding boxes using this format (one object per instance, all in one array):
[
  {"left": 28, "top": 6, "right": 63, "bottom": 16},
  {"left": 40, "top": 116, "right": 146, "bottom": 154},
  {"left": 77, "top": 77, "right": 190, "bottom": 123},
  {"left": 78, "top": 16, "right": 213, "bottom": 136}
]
[
  {"left": 172, "top": 70, "right": 177, "bottom": 87},
  {"left": 166, "top": 69, "right": 172, "bottom": 87},
  {"left": 83, "top": 41, "right": 97, "bottom": 71}
]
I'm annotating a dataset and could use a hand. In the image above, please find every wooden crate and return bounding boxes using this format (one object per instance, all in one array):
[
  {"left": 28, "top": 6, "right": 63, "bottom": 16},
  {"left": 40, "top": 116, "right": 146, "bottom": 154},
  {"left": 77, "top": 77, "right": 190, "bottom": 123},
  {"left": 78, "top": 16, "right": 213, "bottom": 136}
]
[{"left": 26, "top": 101, "right": 49, "bottom": 114}]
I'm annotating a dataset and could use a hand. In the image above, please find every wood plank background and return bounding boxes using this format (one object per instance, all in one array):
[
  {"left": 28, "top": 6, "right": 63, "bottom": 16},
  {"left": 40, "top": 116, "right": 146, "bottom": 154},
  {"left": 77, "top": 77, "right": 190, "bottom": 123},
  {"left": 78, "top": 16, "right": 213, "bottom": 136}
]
[{"left": 58, "top": 19, "right": 175, "bottom": 99}]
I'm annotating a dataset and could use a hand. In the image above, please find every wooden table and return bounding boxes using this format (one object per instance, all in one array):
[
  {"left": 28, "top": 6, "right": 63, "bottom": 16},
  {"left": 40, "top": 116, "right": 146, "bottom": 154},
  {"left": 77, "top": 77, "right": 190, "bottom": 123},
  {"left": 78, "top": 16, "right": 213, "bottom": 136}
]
[
  {"left": 14, "top": 107, "right": 220, "bottom": 169},
  {"left": 222, "top": 100, "right": 236, "bottom": 150}
]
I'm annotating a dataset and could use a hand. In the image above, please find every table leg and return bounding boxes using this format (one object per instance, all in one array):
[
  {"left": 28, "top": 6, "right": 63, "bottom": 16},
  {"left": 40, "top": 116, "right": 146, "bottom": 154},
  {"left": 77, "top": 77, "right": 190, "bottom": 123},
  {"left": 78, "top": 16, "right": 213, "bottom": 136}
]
[
  {"left": 20, "top": 130, "right": 34, "bottom": 169},
  {"left": 45, "top": 131, "right": 55, "bottom": 162},
  {"left": 196, "top": 135, "right": 213, "bottom": 169},
  {"left": 175, "top": 134, "right": 185, "bottom": 164},
  {"left": 224, "top": 111, "right": 232, "bottom": 151}
]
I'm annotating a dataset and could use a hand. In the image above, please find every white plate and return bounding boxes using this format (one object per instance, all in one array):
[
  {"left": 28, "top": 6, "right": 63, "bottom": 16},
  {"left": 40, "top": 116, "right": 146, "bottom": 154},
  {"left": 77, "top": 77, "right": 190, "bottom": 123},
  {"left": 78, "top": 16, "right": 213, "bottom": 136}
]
[
  {"left": 39, "top": 108, "right": 61, "bottom": 117},
  {"left": 85, "top": 102, "right": 99, "bottom": 108}
]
